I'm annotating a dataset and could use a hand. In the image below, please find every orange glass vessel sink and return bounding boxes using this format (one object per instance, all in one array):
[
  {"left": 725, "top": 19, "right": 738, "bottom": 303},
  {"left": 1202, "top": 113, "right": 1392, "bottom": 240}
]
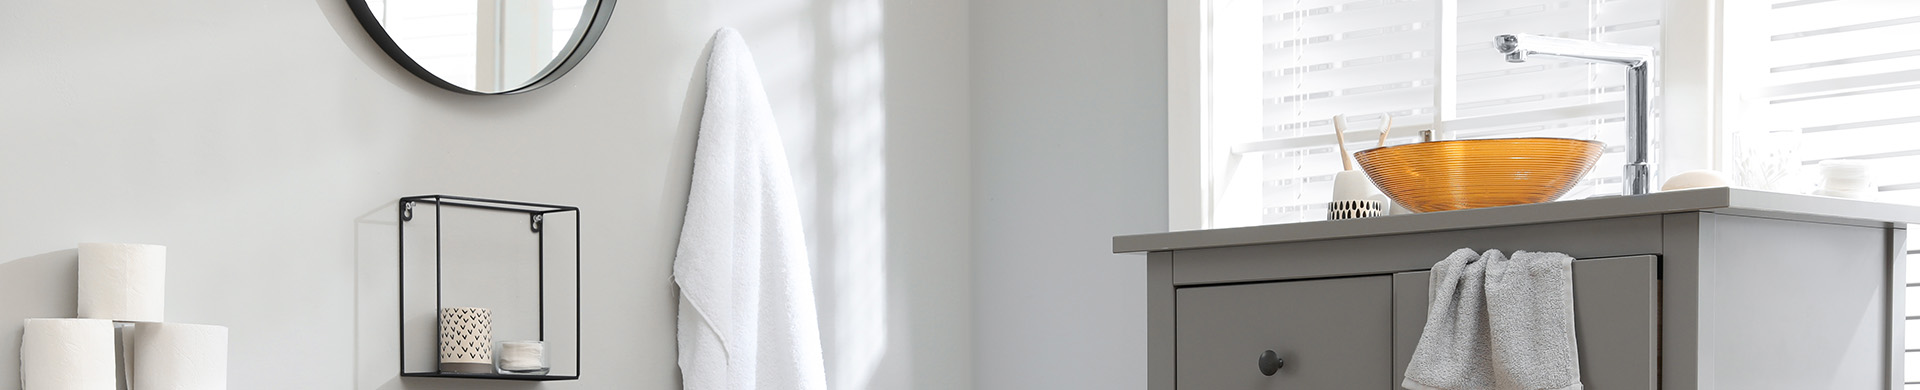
[{"left": 1354, "top": 137, "right": 1604, "bottom": 213}]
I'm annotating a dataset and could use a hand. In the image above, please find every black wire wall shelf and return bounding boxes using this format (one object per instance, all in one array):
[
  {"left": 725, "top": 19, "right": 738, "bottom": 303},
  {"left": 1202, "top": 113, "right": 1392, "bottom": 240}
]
[{"left": 398, "top": 195, "right": 581, "bottom": 381}]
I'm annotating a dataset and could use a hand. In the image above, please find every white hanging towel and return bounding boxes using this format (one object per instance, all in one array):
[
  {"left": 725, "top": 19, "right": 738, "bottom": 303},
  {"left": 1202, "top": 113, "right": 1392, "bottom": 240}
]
[{"left": 674, "top": 27, "right": 828, "bottom": 390}]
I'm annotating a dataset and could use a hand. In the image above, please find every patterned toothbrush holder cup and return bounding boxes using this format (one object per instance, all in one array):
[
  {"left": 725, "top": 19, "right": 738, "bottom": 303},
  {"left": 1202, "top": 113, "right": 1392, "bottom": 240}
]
[
  {"left": 439, "top": 307, "right": 493, "bottom": 374},
  {"left": 1328, "top": 200, "right": 1386, "bottom": 220},
  {"left": 1329, "top": 170, "right": 1386, "bottom": 220}
]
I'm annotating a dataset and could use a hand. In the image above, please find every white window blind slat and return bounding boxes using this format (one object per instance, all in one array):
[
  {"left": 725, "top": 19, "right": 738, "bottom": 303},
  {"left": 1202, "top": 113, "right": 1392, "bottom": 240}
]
[
  {"left": 1265, "top": 0, "right": 1374, "bottom": 15},
  {"left": 1909, "top": 248, "right": 1920, "bottom": 283},
  {"left": 1801, "top": 126, "right": 1920, "bottom": 163},
  {"left": 1266, "top": 33, "right": 1434, "bottom": 66},
  {"left": 1908, "top": 321, "right": 1920, "bottom": 351},
  {"left": 1767, "top": 22, "right": 1920, "bottom": 71},
  {"left": 1264, "top": 56, "right": 1433, "bottom": 94},
  {"left": 1459, "top": 13, "right": 1598, "bottom": 40},
  {"left": 1766, "top": 0, "right": 1916, "bottom": 34},
  {"left": 1457, "top": 75, "right": 1624, "bottom": 117},
  {"left": 1267, "top": 3, "right": 1434, "bottom": 38},
  {"left": 1907, "top": 285, "right": 1920, "bottom": 317},
  {"left": 1769, "top": 86, "right": 1920, "bottom": 133},
  {"left": 1909, "top": 351, "right": 1920, "bottom": 385},
  {"left": 1772, "top": 54, "right": 1920, "bottom": 89},
  {"left": 1595, "top": 0, "right": 1664, "bottom": 22},
  {"left": 1263, "top": 88, "right": 1435, "bottom": 129}
]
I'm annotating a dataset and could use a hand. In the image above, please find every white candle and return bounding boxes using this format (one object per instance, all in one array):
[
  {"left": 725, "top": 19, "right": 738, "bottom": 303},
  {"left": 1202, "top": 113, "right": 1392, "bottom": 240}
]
[{"left": 498, "top": 341, "right": 546, "bottom": 372}]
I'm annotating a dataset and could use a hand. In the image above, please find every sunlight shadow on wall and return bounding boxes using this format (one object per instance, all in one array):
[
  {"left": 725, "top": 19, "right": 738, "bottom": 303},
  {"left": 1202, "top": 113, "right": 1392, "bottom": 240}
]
[
  {"left": 0, "top": 249, "right": 80, "bottom": 385},
  {"left": 811, "top": 0, "right": 891, "bottom": 388},
  {"left": 354, "top": 203, "right": 539, "bottom": 390}
]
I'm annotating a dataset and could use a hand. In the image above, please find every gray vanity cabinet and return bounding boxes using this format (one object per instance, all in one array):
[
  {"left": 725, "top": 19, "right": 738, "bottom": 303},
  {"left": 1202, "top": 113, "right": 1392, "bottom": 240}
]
[{"left": 1119, "top": 188, "right": 1920, "bottom": 390}]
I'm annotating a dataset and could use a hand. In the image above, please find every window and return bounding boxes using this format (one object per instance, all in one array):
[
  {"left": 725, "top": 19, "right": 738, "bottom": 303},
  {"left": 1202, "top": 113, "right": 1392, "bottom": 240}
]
[
  {"left": 1175, "top": 0, "right": 1674, "bottom": 228},
  {"left": 1173, "top": 0, "right": 1918, "bottom": 229},
  {"left": 1749, "top": 0, "right": 1920, "bottom": 204}
]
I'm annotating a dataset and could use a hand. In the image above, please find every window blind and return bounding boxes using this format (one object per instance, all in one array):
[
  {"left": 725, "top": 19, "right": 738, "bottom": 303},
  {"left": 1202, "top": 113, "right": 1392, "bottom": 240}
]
[
  {"left": 1759, "top": 1, "right": 1920, "bottom": 385},
  {"left": 1762, "top": 0, "right": 1920, "bottom": 206},
  {"left": 1253, "top": 0, "right": 1661, "bottom": 224}
]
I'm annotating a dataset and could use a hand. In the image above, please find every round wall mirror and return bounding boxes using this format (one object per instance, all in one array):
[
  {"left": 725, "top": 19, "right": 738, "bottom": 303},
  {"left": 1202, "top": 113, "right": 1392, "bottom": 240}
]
[{"left": 348, "top": 0, "right": 617, "bottom": 95}]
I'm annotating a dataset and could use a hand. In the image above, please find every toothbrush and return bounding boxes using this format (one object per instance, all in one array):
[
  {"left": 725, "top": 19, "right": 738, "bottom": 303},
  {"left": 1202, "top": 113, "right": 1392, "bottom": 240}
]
[
  {"left": 1332, "top": 115, "right": 1354, "bottom": 171},
  {"left": 1376, "top": 115, "right": 1394, "bottom": 147}
]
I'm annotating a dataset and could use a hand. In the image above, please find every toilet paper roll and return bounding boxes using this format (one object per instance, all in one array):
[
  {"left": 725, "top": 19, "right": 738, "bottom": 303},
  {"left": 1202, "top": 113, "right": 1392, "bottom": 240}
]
[
  {"left": 78, "top": 243, "right": 166, "bottom": 322},
  {"left": 21, "top": 318, "right": 117, "bottom": 390},
  {"left": 133, "top": 323, "right": 228, "bottom": 390}
]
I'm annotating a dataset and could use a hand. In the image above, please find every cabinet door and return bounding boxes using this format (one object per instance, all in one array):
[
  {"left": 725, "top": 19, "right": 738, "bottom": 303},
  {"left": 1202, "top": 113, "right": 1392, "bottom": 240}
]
[
  {"left": 1176, "top": 275, "right": 1392, "bottom": 389},
  {"left": 1392, "top": 255, "right": 1658, "bottom": 389}
]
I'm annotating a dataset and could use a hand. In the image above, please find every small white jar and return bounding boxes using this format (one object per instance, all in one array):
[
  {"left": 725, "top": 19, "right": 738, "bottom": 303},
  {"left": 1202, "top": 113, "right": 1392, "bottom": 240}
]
[{"left": 1813, "top": 160, "right": 1875, "bottom": 199}]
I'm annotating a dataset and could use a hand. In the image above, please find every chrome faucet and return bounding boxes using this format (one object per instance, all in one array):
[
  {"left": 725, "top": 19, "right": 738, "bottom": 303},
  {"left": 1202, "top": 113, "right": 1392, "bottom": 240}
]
[{"left": 1494, "top": 34, "right": 1655, "bottom": 196}]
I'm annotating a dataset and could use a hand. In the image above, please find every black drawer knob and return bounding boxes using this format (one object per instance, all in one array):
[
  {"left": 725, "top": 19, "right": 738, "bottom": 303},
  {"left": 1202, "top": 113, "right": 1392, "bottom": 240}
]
[{"left": 1258, "top": 350, "right": 1285, "bottom": 376}]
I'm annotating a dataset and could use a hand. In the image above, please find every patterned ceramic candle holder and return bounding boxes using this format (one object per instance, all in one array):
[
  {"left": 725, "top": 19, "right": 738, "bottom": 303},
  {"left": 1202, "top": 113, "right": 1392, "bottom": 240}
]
[
  {"left": 439, "top": 307, "right": 493, "bottom": 374},
  {"left": 1328, "top": 200, "right": 1385, "bottom": 220}
]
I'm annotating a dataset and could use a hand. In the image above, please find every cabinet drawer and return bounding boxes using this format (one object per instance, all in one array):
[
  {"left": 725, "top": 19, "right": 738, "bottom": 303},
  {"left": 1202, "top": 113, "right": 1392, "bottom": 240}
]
[
  {"left": 1392, "top": 255, "right": 1658, "bottom": 389},
  {"left": 1175, "top": 276, "right": 1392, "bottom": 389}
]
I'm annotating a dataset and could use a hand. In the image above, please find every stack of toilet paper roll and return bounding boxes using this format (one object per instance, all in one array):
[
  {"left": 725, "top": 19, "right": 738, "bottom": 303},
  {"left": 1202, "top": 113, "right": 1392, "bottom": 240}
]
[{"left": 20, "top": 243, "right": 228, "bottom": 390}]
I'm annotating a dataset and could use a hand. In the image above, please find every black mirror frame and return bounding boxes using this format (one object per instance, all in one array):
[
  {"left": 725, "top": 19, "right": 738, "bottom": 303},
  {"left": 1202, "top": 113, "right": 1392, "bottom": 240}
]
[{"left": 346, "top": 0, "right": 618, "bottom": 95}]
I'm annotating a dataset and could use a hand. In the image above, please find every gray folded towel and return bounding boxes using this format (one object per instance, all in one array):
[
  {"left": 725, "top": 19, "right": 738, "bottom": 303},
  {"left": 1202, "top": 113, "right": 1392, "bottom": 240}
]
[
  {"left": 1485, "top": 251, "right": 1581, "bottom": 390},
  {"left": 1403, "top": 249, "right": 1582, "bottom": 390},
  {"left": 1404, "top": 248, "right": 1496, "bottom": 390}
]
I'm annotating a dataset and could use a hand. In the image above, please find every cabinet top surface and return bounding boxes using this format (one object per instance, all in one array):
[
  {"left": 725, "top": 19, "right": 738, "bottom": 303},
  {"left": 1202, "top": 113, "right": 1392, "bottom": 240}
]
[{"left": 1114, "top": 187, "right": 1920, "bottom": 254}]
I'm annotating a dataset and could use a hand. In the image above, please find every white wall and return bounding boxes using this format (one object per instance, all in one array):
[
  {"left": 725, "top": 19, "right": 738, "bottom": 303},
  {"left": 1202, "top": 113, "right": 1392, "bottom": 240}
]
[
  {"left": 969, "top": 0, "right": 1168, "bottom": 389},
  {"left": 0, "top": 0, "right": 969, "bottom": 389}
]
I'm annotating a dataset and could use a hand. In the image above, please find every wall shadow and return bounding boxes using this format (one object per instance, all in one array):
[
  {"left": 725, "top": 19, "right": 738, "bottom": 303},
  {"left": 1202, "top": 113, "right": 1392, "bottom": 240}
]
[
  {"left": 309, "top": 0, "right": 446, "bottom": 99},
  {"left": 0, "top": 249, "right": 81, "bottom": 386},
  {"left": 309, "top": 0, "right": 551, "bottom": 124},
  {"left": 808, "top": 0, "right": 896, "bottom": 387},
  {"left": 662, "top": 31, "right": 715, "bottom": 247},
  {"left": 354, "top": 202, "right": 541, "bottom": 390}
]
